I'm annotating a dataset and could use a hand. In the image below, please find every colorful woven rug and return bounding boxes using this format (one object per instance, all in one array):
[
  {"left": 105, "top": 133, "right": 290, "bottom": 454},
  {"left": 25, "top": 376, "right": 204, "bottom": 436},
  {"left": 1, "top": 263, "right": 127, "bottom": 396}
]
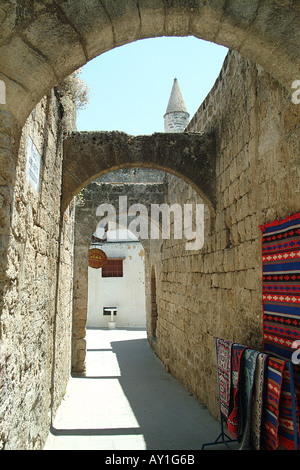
[
  {"left": 238, "top": 349, "right": 260, "bottom": 449},
  {"left": 250, "top": 352, "right": 268, "bottom": 449},
  {"left": 227, "top": 344, "right": 247, "bottom": 438},
  {"left": 278, "top": 363, "right": 300, "bottom": 450},
  {"left": 215, "top": 338, "right": 233, "bottom": 419},
  {"left": 259, "top": 211, "right": 300, "bottom": 361},
  {"left": 262, "top": 356, "right": 285, "bottom": 450}
]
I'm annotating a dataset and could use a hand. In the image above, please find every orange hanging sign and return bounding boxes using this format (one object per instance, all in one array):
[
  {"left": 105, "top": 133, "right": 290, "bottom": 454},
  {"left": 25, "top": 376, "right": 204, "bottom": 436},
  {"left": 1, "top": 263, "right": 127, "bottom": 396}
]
[{"left": 88, "top": 248, "right": 107, "bottom": 269}]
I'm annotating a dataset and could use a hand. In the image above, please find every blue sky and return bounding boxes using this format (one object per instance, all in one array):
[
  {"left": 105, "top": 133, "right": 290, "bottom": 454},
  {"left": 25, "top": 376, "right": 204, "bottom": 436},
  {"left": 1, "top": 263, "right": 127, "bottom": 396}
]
[{"left": 76, "top": 36, "right": 228, "bottom": 135}]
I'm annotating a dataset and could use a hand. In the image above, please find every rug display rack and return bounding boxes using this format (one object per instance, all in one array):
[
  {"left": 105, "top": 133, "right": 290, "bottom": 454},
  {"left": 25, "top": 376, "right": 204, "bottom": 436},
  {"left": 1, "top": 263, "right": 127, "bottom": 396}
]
[
  {"left": 202, "top": 340, "right": 299, "bottom": 450},
  {"left": 202, "top": 211, "right": 300, "bottom": 450}
]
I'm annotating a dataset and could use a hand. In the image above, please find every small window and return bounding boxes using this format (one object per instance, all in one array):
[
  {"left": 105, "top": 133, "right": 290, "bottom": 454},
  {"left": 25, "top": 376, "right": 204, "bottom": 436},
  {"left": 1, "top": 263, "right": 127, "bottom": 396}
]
[{"left": 102, "top": 259, "right": 124, "bottom": 277}]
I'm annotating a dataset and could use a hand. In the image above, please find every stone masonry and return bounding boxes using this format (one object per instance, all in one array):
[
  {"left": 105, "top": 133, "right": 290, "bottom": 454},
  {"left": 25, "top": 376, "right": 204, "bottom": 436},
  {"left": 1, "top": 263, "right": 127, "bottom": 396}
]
[
  {"left": 0, "top": 0, "right": 299, "bottom": 451},
  {"left": 0, "top": 88, "right": 75, "bottom": 449},
  {"left": 147, "top": 50, "right": 300, "bottom": 418},
  {"left": 62, "top": 130, "right": 216, "bottom": 213}
]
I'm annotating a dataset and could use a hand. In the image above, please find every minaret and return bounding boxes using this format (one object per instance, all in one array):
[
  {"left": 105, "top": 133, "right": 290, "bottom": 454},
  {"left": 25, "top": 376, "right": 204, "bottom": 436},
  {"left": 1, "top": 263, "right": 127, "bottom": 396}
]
[{"left": 164, "top": 78, "right": 189, "bottom": 133}]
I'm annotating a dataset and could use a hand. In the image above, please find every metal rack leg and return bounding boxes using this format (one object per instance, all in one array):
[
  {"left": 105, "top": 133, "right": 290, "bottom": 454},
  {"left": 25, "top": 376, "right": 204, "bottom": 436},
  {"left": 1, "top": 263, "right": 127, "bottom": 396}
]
[{"left": 202, "top": 415, "right": 238, "bottom": 450}]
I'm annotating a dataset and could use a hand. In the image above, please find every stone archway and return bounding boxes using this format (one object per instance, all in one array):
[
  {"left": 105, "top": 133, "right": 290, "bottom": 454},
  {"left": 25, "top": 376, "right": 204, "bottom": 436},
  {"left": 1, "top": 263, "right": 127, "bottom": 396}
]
[
  {"left": 72, "top": 170, "right": 175, "bottom": 373},
  {"left": 62, "top": 130, "right": 216, "bottom": 213},
  {"left": 0, "top": 1, "right": 300, "bottom": 450},
  {"left": 65, "top": 129, "right": 216, "bottom": 373},
  {"left": 0, "top": 0, "right": 299, "bottom": 315},
  {"left": 0, "top": 1, "right": 298, "bottom": 129}
]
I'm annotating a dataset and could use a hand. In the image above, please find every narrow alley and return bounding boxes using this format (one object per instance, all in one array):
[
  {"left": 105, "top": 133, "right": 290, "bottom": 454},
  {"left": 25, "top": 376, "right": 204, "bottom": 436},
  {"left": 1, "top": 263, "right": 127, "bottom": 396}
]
[{"left": 44, "top": 328, "right": 231, "bottom": 451}]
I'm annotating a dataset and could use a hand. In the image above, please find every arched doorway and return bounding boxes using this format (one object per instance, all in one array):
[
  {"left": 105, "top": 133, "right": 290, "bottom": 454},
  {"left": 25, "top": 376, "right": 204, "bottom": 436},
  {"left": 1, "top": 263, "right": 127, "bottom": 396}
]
[
  {"left": 1, "top": 2, "right": 299, "bottom": 450},
  {"left": 71, "top": 166, "right": 205, "bottom": 373},
  {"left": 61, "top": 130, "right": 216, "bottom": 213},
  {"left": 1, "top": 1, "right": 297, "bottom": 129},
  {"left": 0, "top": 3, "right": 298, "bottom": 324}
]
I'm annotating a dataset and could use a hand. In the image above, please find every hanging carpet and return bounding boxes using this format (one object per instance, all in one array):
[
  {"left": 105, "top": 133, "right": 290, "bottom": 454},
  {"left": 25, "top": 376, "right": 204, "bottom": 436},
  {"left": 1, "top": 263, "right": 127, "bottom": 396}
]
[
  {"left": 238, "top": 349, "right": 260, "bottom": 449},
  {"left": 261, "top": 356, "right": 285, "bottom": 450},
  {"left": 260, "top": 212, "right": 300, "bottom": 449},
  {"left": 215, "top": 338, "right": 233, "bottom": 419},
  {"left": 259, "top": 211, "right": 300, "bottom": 361},
  {"left": 227, "top": 344, "right": 247, "bottom": 438},
  {"left": 278, "top": 364, "right": 300, "bottom": 450},
  {"left": 250, "top": 352, "right": 268, "bottom": 450}
]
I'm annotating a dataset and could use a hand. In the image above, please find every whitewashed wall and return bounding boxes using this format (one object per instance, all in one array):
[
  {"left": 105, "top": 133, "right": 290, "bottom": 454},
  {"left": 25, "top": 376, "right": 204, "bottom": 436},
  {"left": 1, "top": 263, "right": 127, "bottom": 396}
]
[{"left": 87, "top": 240, "right": 146, "bottom": 328}]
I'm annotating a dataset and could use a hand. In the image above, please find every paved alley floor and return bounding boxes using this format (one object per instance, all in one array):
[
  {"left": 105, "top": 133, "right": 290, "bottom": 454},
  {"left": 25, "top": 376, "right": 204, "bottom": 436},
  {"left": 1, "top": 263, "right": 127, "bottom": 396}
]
[{"left": 44, "top": 328, "right": 236, "bottom": 451}]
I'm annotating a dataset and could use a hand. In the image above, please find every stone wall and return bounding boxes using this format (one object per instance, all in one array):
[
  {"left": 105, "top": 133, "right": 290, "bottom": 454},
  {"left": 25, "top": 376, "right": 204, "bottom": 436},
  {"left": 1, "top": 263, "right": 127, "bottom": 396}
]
[
  {"left": 0, "top": 0, "right": 299, "bottom": 451},
  {"left": 0, "top": 90, "right": 75, "bottom": 449},
  {"left": 147, "top": 50, "right": 300, "bottom": 419},
  {"left": 1, "top": 46, "right": 299, "bottom": 449}
]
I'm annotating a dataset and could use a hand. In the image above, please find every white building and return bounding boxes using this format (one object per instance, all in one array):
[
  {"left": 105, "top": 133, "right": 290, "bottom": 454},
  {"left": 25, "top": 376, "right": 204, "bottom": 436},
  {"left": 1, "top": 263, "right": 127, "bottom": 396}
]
[{"left": 87, "top": 227, "right": 146, "bottom": 328}]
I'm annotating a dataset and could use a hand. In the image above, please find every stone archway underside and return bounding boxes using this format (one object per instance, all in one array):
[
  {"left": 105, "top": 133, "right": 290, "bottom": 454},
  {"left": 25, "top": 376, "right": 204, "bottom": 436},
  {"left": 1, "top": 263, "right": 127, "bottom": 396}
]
[
  {"left": 62, "top": 130, "right": 216, "bottom": 213},
  {"left": 0, "top": 1, "right": 299, "bottom": 128}
]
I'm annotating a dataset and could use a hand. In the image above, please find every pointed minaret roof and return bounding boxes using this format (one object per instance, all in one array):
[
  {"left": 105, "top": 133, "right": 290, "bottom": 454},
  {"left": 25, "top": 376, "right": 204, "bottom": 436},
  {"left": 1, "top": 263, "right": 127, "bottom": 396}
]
[{"left": 164, "top": 78, "right": 188, "bottom": 116}]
